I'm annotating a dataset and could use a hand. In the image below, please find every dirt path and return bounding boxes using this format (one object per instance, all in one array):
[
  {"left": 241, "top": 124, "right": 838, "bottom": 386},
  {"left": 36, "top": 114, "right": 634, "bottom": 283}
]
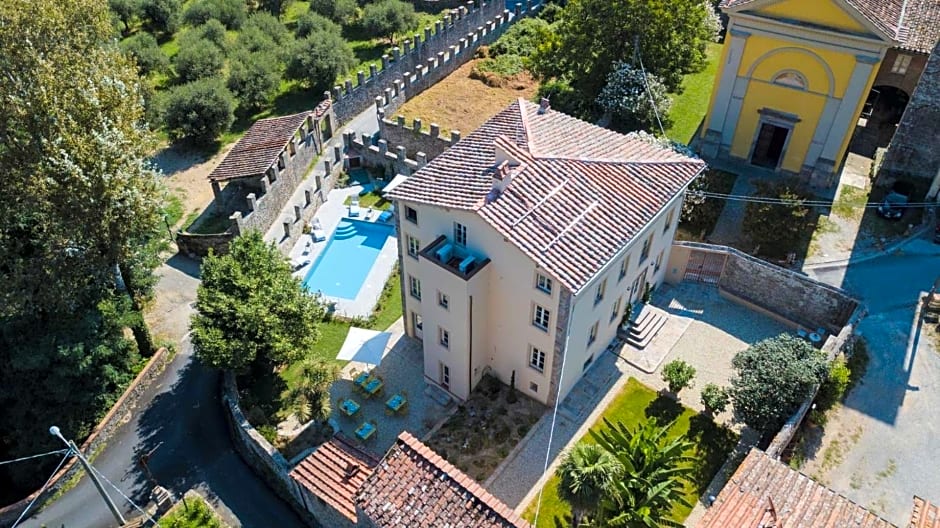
[{"left": 152, "top": 143, "right": 235, "bottom": 229}]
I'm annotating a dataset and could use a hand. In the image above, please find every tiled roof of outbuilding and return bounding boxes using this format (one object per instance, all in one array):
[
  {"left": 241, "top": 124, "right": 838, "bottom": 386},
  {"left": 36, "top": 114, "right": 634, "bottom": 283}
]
[
  {"left": 209, "top": 111, "right": 310, "bottom": 182},
  {"left": 899, "top": 0, "right": 940, "bottom": 53},
  {"left": 355, "top": 432, "right": 530, "bottom": 528},
  {"left": 289, "top": 435, "right": 380, "bottom": 522},
  {"left": 385, "top": 99, "right": 705, "bottom": 293},
  {"left": 912, "top": 496, "right": 940, "bottom": 528},
  {"left": 698, "top": 448, "right": 896, "bottom": 528}
]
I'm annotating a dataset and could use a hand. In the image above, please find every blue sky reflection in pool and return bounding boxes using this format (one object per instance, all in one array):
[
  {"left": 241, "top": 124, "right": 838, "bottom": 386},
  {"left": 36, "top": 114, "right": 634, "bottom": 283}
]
[{"left": 303, "top": 220, "right": 393, "bottom": 300}]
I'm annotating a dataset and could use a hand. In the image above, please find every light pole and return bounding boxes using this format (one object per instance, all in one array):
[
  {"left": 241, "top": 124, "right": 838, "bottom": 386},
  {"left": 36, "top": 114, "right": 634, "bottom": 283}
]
[{"left": 49, "top": 426, "right": 127, "bottom": 526}]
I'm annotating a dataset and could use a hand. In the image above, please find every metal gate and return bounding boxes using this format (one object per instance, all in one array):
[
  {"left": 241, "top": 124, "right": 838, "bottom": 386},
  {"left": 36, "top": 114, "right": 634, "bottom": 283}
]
[{"left": 683, "top": 250, "right": 726, "bottom": 284}]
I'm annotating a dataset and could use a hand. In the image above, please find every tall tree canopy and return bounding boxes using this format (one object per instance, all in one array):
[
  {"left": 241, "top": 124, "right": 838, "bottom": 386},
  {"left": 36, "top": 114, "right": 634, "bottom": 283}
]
[
  {"left": 192, "top": 232, "right": 326, "bottom": 372},
  {"left": 360, "top": 0, "right": 417, "bottom": 45}
]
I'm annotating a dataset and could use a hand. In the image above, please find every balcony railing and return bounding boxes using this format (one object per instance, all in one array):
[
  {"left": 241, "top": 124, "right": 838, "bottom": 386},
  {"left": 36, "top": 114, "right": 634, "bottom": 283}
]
[{"left": 420, "top": 235, "right": 490, "bottom": 280}]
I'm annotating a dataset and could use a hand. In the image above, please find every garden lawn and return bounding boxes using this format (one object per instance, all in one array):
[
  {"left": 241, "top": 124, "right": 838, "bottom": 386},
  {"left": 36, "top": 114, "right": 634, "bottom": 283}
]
[
  {"left": 344, "top": 190, "right": 392, "bottom": 210},
  {"left": 522, "top": 378, "right": 737, "bottom": 527},
  {"left": 666, "top": 42, "right": 722, "bottom": 144},
  {"left": 159, "top": 492, "right": 229, "bottom": 528}
]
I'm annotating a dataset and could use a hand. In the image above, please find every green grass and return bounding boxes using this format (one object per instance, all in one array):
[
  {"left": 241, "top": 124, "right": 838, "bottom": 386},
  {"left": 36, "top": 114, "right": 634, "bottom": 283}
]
[
  {"left": 523, "top": 379, "right": 738, "bottom": 527},
  {"left": 665, "top": 42, "right": 722, "bottom": 144},
  {"left": 159, "top": 493, "right": 228, "bottom": 528},
  {"left": 344, "top": 190, "right": 392, "bottom": 210},
  {"left": 832, "top": 184, "right": 869, "bottom": 220},
  {"left": 186, "top": 208, "right": 233, "bottom": 234},
  {"left": 163, "top": 191, "right": 185, "bottom": 228}
]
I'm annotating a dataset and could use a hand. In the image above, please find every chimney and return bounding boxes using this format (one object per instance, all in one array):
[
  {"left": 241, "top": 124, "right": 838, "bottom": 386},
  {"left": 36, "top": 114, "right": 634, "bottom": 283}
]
[
  {"left": 538, "top": 97, "right": 550, "bottom": 114},
  {"left": 491, "top": 160, "right": 514, "bottom": 197}
]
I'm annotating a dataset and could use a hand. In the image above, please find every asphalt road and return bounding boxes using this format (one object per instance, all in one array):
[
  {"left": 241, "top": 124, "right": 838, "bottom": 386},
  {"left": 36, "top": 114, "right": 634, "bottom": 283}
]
[{"left": 24, "top": 340, "right": 305, "bottom": 528}]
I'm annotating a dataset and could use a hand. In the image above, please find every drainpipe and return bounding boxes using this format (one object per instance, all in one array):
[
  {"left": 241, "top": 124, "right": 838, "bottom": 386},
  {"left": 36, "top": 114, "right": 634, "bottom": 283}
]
[{"left": 468, "top": 295, "right": 474, "bottom": 393}]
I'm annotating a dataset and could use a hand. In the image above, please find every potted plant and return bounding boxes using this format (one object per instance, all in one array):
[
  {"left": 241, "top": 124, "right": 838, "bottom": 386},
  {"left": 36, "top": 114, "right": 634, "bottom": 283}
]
[
  {"left": 700, "top": 383, "right": 730, "bottom": 417},
  {"left": 620, "top": 302, "right": 634, "bottom": 330},
  {"left": 661, "top": 360, "right": 696, "bottom": 397}
]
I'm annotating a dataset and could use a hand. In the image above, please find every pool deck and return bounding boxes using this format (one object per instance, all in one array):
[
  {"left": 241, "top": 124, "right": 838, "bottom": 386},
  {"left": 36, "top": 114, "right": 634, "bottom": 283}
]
[{"left": 288, "top": 184, "right": 399, "bottom": 319}]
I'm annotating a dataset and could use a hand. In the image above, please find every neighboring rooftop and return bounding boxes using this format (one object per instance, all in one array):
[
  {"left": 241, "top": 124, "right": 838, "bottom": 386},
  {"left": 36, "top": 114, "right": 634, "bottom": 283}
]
[
  {"left": 698, "top": 448, "right": 896, "bottom": 528},
  {"left": 720, "top": 0, "right": 940, "bottom": 53},
  {"left": 912, "top": 496, "right": 940, "bottom": 528},
  {"left": 355, "top": 431, "right": 530, "bottom": 528},
  {"left": 385, "top": 99, "right": 705, "bottom": 292},
  {"left": 209, "top": 111, "right": 310, "bottom": 182},
  {"left": 290, "top": 435, "right": 380, "bottom": 522}
]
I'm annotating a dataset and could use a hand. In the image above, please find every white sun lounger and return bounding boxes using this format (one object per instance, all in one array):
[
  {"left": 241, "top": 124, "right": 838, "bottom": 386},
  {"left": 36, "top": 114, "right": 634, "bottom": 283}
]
[
  {"left": 349, "top": 197, "right": 361, "bottom": 217},
  {"left": 291, "top": 258, "right": 311, "bottom": 272},
  {"left": 308, "top": 219, "right": 327, "bottom": 242}
]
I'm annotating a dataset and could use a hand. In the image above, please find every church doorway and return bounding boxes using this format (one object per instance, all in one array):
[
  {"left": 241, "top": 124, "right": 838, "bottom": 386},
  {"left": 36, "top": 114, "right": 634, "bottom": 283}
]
[{"left": 751, "top": 122, "right": 790, "bottom": 169}]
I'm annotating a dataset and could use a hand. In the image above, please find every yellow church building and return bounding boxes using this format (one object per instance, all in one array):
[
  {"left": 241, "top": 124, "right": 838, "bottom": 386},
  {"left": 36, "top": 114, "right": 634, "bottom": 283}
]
[{"left": 700, "top": 0, "right": 939, "bottom": 187}]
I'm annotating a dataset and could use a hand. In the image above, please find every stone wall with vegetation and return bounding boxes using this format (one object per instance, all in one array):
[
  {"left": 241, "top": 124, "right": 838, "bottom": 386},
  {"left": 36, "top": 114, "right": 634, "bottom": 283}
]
[
  {"left": 176, "top": 230, "right": 236, "bottom": 259},
  {"left": 221, "top": 373, "right": 333, "bottom": 528},
  {"left": 0, "top": 348, "right": 173, "bottom": 527}
]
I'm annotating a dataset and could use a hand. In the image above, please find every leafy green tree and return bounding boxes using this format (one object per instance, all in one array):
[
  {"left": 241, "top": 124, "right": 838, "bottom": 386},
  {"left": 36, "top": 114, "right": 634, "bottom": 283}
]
[
  {"left": 183, "top": 0, "right": 247, "bottom": 29},
  {"left": 121, "top": 31, "right": 170, "bottom": 75},
  {"left": 295, "top": 11, "right": 342, "bottom": 38},
  {"left": 661, "top": 359, "right": 696, "bottom": 395},
  {"left": 309, "top": 0, "right": 358, "bottom": 24},
  {"left": 597, "top": 61, "right": 672, "bottom": 133},
  {"left": 285, "top": 31, "right": 355, "bottom": 93},
  {"left": 191, "top": 232, "right": 327, "bottom": 371},
  {"left": 730, "top": 334, "right": 828, "bottom": 433},
  {"left": 283, "top": 358, "right": 340, "bottom": 423},
  {"left": 174, "top": 37, "right": 225, "bottom": 82},
  {"left": 162, "top": 77, "right": 236, "bottom": 144},
  {"left": 557, "top": 443, "right": 621, "bottom": 526},
  {"left": 533, "top": 0, "right": 719, "bottom": 106},
  {"left": 238, "top": 12, "right": 293, "bottom": 59},
  {"left": 259, "top": 0, "right": 294, "bottom": 18},
  {"left": 227, "top": 48, "right": 281, "bottom": 112},
  {"left": 140, "top": 0, "right": 181, "bottom": 34},
  {"left": 490, "top": 17, "right": 552, "bottom": 58},
  {"left": 700, "top": 383, "right": 730, "bottom": 416},
  {"left": 109, "top": 0, "right": 140, "bottom": 35},
  {"left": 196, "top": 19, "right": 229, "bottom": 49},
  {"left": 741, "top": 180, "right": 811, "bottom": 258},
  {"left": 590, "top": 418, "right": 695, "bottom": 527},
  {"left": 360, "top": 0, "right": 417, "bottom": 45}
]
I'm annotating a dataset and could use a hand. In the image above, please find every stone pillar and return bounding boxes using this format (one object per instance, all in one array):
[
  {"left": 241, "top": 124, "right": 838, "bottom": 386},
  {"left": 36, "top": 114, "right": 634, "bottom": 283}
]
[
  {"left": 332, "top": 86, "right": 341, "bottom": 100},
  {"left": 375, "top": 95, "right": 384, "bottom": 111},
  {"left": 425, "top": 27, "right": 432, "bottom": 42},
  {"left": 403, "top": 40, "right": 411, "bottom": 54},
  {"left": 377, "top": 108, "right": 386, "bottom": 120},
  {"left": 247, "top": 192, "right": 257, "bottom": 211},
  {"left": 393, "top": 47, "right": 401, "bottom": 62},
  {"left": 304, "top": 189, "right": 312, "bottom": 206},
  {"left": 378, "top": 140, "right": 388, "bottom": 155},
  {"left": 413, "top": 118, "right": 422, "bottom": 133},
  {"left": 416, "top": 64, "right": 424, "bottom": 78},
  {"left": 444, "top": 14, "right": 452, "bottom": 26},
  {"left": 397, "top": 146, "right": 407, "bottom": 161},
  {"left": 229, "top": 212, "right": 243, "bottom": 236},
  {"left": 427, "top": 57, "right": 436, "bottom": 71},
  {"left": 294, "top": 204, "right": 302, "bottom": 222},
  {"left": 369, "top": 64, "right": 378, "bottom": 78},
  {"left": 211, "top": 180, "right": 222, "bottom": 202},
  {"left": 283, "top": 221, "right": 291, "bottom": 239},
  {"left": 383, "top": 87, "right": 392, "bottom": 105},
  {"left": 417, "top": 152, "right": 428, "bottom": 167},
  {"left": 430, "top": 123, "right": 440, "bottom": 138},
  {"left": 382, "top": 54, "right": 390, "bottom": 69},
  {"left": 397, "top": 115, "right": 406, "bottom": 127},
  {"left": 333, "top": 144, "right": 342, "bottom": 162},
  {"left": 435, "top": 21, "right": 443, "bottom": 34},
  {"left": 413, "top": 34, "right": 421, "bottom": 47},
  {"left": 261, "top": 176, "right": 271, "bottom": 194},
  {"left": 315, "top": 174, "right": 323, "bottom": 190},
  {"left": 458, "top": 38, "right": 467, "bottom": 51},
  {"left": 394, "top": 79, "right": 404, "bottom": 96},
  {"left": 344, "top": 79, "right": 352, "bottom": 94},
  {"left": 357, "top": 71, "right": 365, "bottom": 86},
  {"left": 514, "top": 3, "right": 522, "bottom": 16},
  {"left": 361, "top": 133, "right": 372, "bottom": 146},
  {"left": 343, "top": 131, "right": 354, "bottom": 148},
  {"left": 449, "top": 45, "right": 457, "bottom": 59},
  {"left": 451, "top": 130, "right": 461, "bottom": 143},
  {"left": 323, "top": 160, "right": 332, "bottom": 174},
  {"left": 437, "top": 51, "right": 445, "bottom": 65}
]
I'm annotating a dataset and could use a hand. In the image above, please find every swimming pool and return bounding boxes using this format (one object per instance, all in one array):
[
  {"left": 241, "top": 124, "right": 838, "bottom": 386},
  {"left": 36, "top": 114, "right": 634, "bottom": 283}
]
[{"left": 303, "top": 219, "right": 394, "bottom": 300}]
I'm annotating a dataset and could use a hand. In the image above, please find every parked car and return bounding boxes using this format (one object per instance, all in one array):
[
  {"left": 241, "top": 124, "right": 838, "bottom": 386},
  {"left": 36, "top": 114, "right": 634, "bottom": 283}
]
[{"left": 876, "top": 191, "right": 909, "bottom": 220}]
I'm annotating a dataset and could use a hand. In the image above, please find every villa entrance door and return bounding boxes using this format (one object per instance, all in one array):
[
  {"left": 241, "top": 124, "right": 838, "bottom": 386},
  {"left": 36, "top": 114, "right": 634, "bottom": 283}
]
[{"left": 751, "top": 123, "right": 789, "bottom": 169}]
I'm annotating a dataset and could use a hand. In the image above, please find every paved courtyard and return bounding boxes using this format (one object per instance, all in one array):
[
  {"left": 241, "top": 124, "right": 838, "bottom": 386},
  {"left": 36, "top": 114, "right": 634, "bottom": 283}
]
[
  {"left": 325, "top": 320, "right": 455, "bottom": 458},
  {"left": 487, "top": 281, "right": 789, "bottom": 512}
]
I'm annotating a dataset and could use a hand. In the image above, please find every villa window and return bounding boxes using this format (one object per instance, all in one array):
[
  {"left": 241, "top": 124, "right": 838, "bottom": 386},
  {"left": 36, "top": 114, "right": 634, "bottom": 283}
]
[
  {"left": 453, "top": 222, "right": 467, "bottom": 246},
  {"left": 619, "top": 256, "right": 630, "bottom": 281},
  {"left": 664, "top": 208, "right": 674, "bottom": 233},
  {"left": 533, "top": 304, "right": 551, "bottom": 331},
  {"left": 405, "top": 205, "right": 418, "bottom": 225},
  {"left": 530, "top": 382, "right": 539, "bottom": 393},
  {"left": 610, "top": 297, "right": 622, "bottom": 323},
  {"left": 529, "top": 346, "right": 546, "bottom": 373},
  {"left": 409, "top": 275, "right": 422, "bottom": 300},
  {"left": 438, "top": 291, "right": 449, "bottom": 309},
  {"left": 772, "top": 71, "right": 807, "bottom": 90},
  {"left": 640, "top": 234, "right": 654, "bottom": 262},
  {"left": 439, "top": 327, "right": 450, "bottom": 348},
  {"left": 594, "top": 278, "right": 607, "bottom": 305},
  {"left": 891, "top": 54, "right": 912, "bottom": 75},
  {"left": 535, "top": 273, "right": 553, "bottom": 295},
  {"left": 588, "top": 321, "right": 598, "bottom": 346},
  {"left": 582, "top": 354, "right": 594, "bottom": 372},
  {"left": 655, "top": 249, "right": 665, "bottom": 272},
  {"left": 407, "top": 235, "right": 420, "bottom": 259}
]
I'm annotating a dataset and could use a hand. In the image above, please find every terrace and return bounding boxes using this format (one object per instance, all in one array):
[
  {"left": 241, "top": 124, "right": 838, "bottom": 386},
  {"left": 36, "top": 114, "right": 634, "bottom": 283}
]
[{"left": 420, "top": 235, "right": 491, "bottom": 280}]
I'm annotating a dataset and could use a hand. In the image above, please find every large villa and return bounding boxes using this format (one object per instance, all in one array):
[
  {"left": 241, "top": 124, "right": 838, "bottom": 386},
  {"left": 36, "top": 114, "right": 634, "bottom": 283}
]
[{"left": 385, "top": 99, "right": 706, "bottom": 406}]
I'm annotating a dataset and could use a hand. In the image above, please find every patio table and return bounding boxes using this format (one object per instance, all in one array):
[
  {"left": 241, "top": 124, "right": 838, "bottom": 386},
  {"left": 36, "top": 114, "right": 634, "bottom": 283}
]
[
  {"left": 364, "top": 377, "right": 384, "bottom": 397},
  {"left": 355, "top": 421, "right": 376, "bottom": 441},
  {"left": 386, "top": 393, "right": 407, "bottom": 413},
  {"left": 340, "top": 398, "right": 360, "bottom": 417}
]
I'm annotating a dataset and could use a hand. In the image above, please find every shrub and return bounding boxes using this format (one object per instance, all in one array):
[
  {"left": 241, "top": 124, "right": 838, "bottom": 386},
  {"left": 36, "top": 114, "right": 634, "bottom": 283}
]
[
  {"left": 661, "top": 360, "right": 696, "bottom": 394},
  {"left": 815, "top": 355, "right": 851, "bottom": 412},
  {"left": 197, "top": 19, "right": 229, "bottom": 50},
  {"left": 140, "top": 0, "right": 180, "bottom": 34},
  {"left": 173, "top": 37, "right": 225, "bottom": 82},
  {"left": 285, "top": 31, "right": 356, "bottom": 93},
  {"left": 182, "top": 0, "right": 220, "bottom": 26},
  {"left": 227, "top": 48, "right": 281, "bottom": 113},
  {"left": 537, "top": 78, "right": 587, "bottom": 118},
  {"left": 700, "top": 383, "right": 730, "bottom": 415},
  {"left": 473, "top": 54, "right": 525, "bottom": 78},
  {"left": 742, "top": 180, "right": 811, "bottom": 258},
  {"left": 295, "top": 11, "right": 342, "bottom": 38},
  {"left": 120, "top": 32, "right": 169, "bottom": 75},
  {"left": 597, "top": 61, "right": 672, "bottom": 133},
  {"left": 162, "top": 77, "right": 235, "bottom": 144},
  {"left": 490, "top": 17, "right": 552, "bottom": 58}
]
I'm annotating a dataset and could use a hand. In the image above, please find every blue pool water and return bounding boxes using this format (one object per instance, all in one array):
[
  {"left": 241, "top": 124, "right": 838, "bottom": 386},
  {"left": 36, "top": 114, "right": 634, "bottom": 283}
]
[{"left": 303, "top": 219, "right": 393, "bottom": 300}]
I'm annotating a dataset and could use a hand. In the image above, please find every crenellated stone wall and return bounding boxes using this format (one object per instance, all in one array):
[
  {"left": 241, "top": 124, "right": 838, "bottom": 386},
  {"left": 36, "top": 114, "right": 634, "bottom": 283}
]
[
  {"left": 330, "top": 0, "right": 540, "bottom": 125},
  {"left": 376, "top": 114, "right": 458, "bottom": 161}
]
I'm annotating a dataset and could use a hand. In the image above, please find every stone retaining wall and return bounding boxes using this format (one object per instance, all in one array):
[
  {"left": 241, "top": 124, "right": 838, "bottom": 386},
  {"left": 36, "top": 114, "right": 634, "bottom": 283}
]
[
  {"left": 0, "top": 348, "right": 173, "bottom": 527},
  {"left": 175, "top": 230, "right": 235, "bottom": 259}
]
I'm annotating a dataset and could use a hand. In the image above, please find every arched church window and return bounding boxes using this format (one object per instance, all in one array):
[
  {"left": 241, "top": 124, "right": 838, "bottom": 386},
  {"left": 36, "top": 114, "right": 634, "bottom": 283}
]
[{"left": 773, "top": 71, "right": 807, "bottom": 90}]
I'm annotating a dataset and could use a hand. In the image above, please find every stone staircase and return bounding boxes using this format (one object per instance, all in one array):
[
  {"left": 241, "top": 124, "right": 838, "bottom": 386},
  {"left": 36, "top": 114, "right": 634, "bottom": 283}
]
[{"left": 621, "top": 305, "right": 668, "bottom": 350}]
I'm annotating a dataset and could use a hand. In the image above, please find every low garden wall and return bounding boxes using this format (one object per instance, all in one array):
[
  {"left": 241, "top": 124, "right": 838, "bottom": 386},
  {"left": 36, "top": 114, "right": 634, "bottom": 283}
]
[
  {"left": 175, "top": 230, "right": 235, "bottom": 259},
  {"left": 0, "top": 348, "right": 173, "bottom": 527}
]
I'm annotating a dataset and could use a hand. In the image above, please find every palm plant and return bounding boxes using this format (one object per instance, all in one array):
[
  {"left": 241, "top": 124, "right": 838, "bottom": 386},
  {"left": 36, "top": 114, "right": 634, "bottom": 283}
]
[
  {"left": 589, "top": 418, "right": 696, "bottom": 528},
  {"left": 283, "top": 358, "right": 340, "bottom": 423},
  {"left": 556, "top": 443, "right": 622, "bottom": 526}
]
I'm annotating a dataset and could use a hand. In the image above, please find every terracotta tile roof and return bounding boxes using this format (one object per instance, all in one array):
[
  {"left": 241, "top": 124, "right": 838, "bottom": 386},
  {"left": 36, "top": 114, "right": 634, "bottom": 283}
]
[
  {"left": 289, "top": 434, "right": 380, "bottom": 522},
  {"left": 386, "top": 99, "right": 705, "bottom": 293},
  {"left": 912, "top": 496, "right": 940, "bottom": 528},
  {"left": 355, "top": 431, "right": 531, "bottom": 528},
  {"left": 209, "top": 111, "right": 310, "bottom": 182},
  {"left": 720, "top": 0, "right": 940, "bottom": 52},
  {"left": 698, "top": 448, "right": 896, "bottom": 528}
]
